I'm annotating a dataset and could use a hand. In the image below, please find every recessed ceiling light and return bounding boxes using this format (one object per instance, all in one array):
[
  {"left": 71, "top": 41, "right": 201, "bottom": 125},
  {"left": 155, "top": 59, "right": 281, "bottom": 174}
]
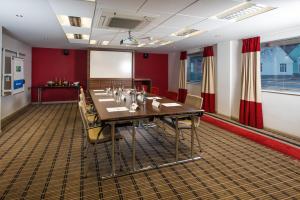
[
  {"left": 159, "top": 41, "right": 173, "bottom": 46},
  {"left": 80, "top": 17, "right": 92, "bottom": 28},
  {"left": 57, "top": 15, "right": 91, "bottom": 28},
  {"left": 171, "top": 29, "right": 202, "bottom": 38},
  {"left": 149, "top": 40, "right": 160, "bottom": 45},
  {"left": 89, "top": 40, "right": 97, "bottom": 44},
  {"left": 212, "top": 2, "right": 275, "bottom": 22},
  {"left": 137, "top": 43, "right": 145, "bottom": 47},
  {"left": 102, "top": 41, "right": 110, "bottom": 45},
  {"left": 81, "top": 34, "right": 90, "bottom": 40},
  {"left": 66, "top": 33, "right": 89, "bottom": 40},
  {"left": 66, "top": 33, "right": 74, "bottom": 39},
  {"left": 58, "top": 15, "right": 70, "bottom": 26}
]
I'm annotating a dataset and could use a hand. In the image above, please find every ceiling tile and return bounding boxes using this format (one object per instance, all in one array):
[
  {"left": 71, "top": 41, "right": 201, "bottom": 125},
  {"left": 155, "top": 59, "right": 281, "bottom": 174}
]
[
  {"left": 68, "top": 39, "right": 89, "bottom": 44},
  {"left": 90, "top": 28, "right": 118, "bottom": 40},
  {"left": 139, "top": 0, "right": 196, "bottom": 15},
  {"left": 98, "top": 0, "right": 145, "bottom": 12},
  {"left": 146, "top": 26, "right": 178, "bottom": 38},
  {"left": 49, "top": 0, "right": 95, "bottom": 17},
  {"left": 63, "top": 26, "right": 91, "bottom": 35},
  {"left": 189, "top": 18, "right": 232, "bottom": 31},
  {"left": 162, "top": 14, "right": 205, "bottom": 28},
  {"left": 180, "top": 0, "right": 241, "bottom": 18}
]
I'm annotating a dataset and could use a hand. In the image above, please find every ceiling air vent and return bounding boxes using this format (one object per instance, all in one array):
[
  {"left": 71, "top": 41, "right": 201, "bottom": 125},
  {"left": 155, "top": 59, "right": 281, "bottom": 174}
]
[
  {"left": 108, "top": 17, "right": 142, "bottom": 30},
  {"left": 94, "top": 10, "right": 154, "bottom": 31}
]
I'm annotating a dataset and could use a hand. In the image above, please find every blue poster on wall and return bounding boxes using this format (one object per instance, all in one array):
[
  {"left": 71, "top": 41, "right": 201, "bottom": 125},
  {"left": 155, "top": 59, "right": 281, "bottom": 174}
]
[
  {"left": 13, "top": 57, "right": 25, "bottom": 94},
  {"left": 14, "top": 79, "right": 25, "bottom": 90}
]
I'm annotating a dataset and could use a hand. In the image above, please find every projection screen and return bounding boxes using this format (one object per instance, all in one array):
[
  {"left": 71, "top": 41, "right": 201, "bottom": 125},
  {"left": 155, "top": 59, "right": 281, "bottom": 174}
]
[{"left": 89, "top": 51, "right": 132, "bottom": 78}]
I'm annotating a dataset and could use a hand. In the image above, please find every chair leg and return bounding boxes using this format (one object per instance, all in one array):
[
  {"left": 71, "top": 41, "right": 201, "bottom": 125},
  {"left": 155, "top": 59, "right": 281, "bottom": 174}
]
[
  {"left": 84, "top": 137, "right": 88, "bottom": 150},
  {"left": 84, "top": 143, "right": 93, "bottom": 178},
  {"left": 195, "top": 129, "right": 202, "bottom": 152},
  {"left": 180, "top": 129, "right": 185, "bottom": 140},
  {"left": 84, "top": 141, "right": 90, "bottom": 158}
]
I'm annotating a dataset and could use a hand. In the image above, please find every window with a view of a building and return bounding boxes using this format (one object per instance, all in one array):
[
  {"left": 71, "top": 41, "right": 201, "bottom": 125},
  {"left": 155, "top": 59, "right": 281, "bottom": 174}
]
[
  {"left": 187, "top": 53, "right": 203, "bottom": 83},
  {"left": 261, "top": 40, "right": 300, "bottom": 93}
]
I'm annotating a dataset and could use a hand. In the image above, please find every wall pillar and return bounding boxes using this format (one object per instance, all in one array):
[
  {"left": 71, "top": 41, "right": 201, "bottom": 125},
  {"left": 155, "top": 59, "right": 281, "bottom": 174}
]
[{"left": 216, "top": 40, "right": 241, "bottom": 118}]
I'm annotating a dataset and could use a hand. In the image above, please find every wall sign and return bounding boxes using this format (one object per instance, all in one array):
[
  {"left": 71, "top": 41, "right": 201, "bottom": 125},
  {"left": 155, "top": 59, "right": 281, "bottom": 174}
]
[{"left": 13, "top": 57, "right": 25, "bottom": 94}]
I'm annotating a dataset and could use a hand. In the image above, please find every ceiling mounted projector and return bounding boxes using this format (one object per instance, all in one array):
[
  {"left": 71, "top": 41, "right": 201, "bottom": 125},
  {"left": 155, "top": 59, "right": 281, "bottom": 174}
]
[{"left": 120, "top": 31, "right": 139, "bottom": 46}]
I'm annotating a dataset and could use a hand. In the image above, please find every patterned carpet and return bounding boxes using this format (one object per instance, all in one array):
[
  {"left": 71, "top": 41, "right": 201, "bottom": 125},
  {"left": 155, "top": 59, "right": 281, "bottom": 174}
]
[{"left": 0, "top": 103, "right": 299, "bottom": 200}]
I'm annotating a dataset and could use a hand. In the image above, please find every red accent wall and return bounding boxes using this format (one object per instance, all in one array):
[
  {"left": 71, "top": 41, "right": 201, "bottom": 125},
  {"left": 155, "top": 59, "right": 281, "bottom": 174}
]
[
  {"left": 32, "top": 48, "right": 87, "bottom": 102},
  {"left": 135, "top": 53, "right": 168, "bottom": 96}
]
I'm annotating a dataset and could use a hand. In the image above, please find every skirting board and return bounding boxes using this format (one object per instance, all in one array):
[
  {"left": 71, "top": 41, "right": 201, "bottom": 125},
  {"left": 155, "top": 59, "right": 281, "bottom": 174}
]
[{"left": 32, "top": 100, "right": 78, "bottom": 104}]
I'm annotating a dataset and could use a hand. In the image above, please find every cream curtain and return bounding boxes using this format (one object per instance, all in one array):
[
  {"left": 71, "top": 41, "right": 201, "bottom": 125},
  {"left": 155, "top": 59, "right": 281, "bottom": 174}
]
[
  {"left": 178, "top": 59, "right": 186, "bottom": 89},
  {"left": 178, "top": 51, "right": 187, "bottom": 89},
  {"left": 201, "top": 46, "right": 215, "bottom": 113},
  {"left": 239, "top": 36, "right": 264, "bottom": 128}
]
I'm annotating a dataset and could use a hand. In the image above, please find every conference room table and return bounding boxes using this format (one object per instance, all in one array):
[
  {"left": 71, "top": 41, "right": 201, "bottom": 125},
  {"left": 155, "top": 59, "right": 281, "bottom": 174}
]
[{"left": 89, "top": 89, "right": 204, "bottom": 176}]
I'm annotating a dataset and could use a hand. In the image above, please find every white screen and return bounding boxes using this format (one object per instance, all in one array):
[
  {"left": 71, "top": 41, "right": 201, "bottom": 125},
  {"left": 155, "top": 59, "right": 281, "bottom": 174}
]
[{"left": 90, "top": 51, "right": 132, "bottom": 78}]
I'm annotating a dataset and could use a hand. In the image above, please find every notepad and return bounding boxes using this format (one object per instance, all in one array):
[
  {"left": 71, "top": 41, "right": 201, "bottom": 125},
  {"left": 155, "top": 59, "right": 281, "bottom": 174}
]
[
  {"left": 146, "top": 97, "right": 162, "bottom": 100},
  {"left": 98, "top": 99, "right": 114, "bottom": 102},
  {"left": 106, "top": 107, "right": 129, "bottom": 112},
  {"left": 95, "top": 93, "right": 107, "bottom": 96},
  {"left": 93, "top": 89, "right": 105, "bottom": 92},
  {"left": 162, "top": 103, "right": 182, "bottom": 107}
]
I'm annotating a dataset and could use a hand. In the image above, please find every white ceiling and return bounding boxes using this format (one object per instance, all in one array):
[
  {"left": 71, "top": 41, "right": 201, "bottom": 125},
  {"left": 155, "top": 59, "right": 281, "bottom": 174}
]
[{"left": 1, "top": 0, "right": 300, "bottom": 52}]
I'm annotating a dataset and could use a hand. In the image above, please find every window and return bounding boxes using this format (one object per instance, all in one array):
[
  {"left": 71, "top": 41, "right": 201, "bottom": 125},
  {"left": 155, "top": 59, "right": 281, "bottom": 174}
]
[
  {"left": 261, "top": 41, "right": 300, "bottom": 93},
  {"left": 279, "top": 63, "right": 287, "bottom": 72},
  {"left": 187, "top": 53, "right": 203, "bottom": 83}
]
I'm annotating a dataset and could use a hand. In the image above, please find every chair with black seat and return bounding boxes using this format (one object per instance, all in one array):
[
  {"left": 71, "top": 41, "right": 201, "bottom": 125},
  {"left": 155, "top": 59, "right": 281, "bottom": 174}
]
[{"left": 78, "top": 101, "right": 123, "bottom": 177}]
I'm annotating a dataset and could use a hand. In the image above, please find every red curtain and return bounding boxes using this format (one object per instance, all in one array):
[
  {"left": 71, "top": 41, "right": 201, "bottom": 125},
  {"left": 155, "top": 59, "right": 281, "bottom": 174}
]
[
  {"left": 239, "top": 36, "right": 264, "bottom": 129},
  {"left": 201, "top": 46, "right": 215, "bottom": 113},
  {"left": 180, "top": 51, "right": 187, "bottom": 60}
]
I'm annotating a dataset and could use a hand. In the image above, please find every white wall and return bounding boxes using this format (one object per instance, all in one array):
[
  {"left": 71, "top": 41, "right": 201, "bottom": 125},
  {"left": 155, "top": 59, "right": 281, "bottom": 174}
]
[
  {"left": 216, "top": 41, "right": 242, "bottom": 117},
  {"left": 216, "top": 41, "right": 231, "bottom": 116},
  {"left": 262, "top": 92, "right": 300, "bottom": 137},
  {"left": 230, "top": 40, "right": 242, "bottom": 119},
  {"left": 1, "top": 32, "right": 32, "bottom": 119},
  {"left": 0, "top": 26, "right": 2, "bottom": 130}
]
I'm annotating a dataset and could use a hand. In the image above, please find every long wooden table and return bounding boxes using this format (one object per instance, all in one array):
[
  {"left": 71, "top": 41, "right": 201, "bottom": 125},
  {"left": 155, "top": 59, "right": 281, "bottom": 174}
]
[{"left": 89, "top": 89, "right": 204, "bottom": 176}]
